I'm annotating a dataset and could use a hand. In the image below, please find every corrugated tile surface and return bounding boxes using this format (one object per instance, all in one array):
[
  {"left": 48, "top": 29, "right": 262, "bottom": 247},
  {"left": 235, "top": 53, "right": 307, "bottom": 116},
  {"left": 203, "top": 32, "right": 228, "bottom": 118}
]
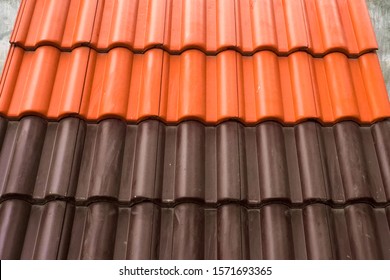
[
  {"left": 1, "top": 200, "right": 389, "bottom": 259},
  {"left": 1, "top": 117, "right": 390, "bottom": 205},
  {"left": 10, "top": 0, "right": 377, "bottom": 55},
  {"left": 1, "top": 0, "right": 389, "bottom": 262},
  {"left": 1, "top": 47, "right": 389, "bottom": 123}
]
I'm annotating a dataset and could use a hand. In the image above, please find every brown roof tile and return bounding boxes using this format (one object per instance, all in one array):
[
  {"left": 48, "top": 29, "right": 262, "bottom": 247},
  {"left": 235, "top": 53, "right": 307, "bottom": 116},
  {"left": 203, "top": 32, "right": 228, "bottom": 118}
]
[
  {"left": 1, "top": 200, "right": 389, "bottom": 259},
  {"left": 1, "top": 117, "right": 389, "bottom": 205},
  {"left": 1, "top": 0, "right": 389, "bottom": 261}
]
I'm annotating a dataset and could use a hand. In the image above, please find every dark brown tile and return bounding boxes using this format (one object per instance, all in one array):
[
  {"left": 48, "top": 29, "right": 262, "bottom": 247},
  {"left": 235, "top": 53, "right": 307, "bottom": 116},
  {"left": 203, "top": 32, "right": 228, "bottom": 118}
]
[
  {"left": 1, "top": 117, "right": 390, "bottom": 205},
  {"left": 0, "top": 199, "right": 31, "bottom": 259},
  {"left": 2, "top": 200, "right": 388, "bottom": 259}
]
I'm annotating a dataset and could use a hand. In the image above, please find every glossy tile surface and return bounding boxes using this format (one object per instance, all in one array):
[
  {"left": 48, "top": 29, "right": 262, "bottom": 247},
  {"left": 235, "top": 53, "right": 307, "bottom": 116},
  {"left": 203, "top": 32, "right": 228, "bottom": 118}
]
[
  {"left": 1, "top": 0, "right": 389, "bottom": 261},
  {"left": 1, "top": 200, "right": 389, "bottom": 259},
  {"left": 10, "top": 0, "right": 377, "bottom": 56},
  {"left": 1, "top": 47, "right": 389, "bottom": 123},
  {"left": 0, "top": 46, "right": 89, "bottom": 118},
  {"left": 1, "top": 117, "right": 390, "bottom": 205}
]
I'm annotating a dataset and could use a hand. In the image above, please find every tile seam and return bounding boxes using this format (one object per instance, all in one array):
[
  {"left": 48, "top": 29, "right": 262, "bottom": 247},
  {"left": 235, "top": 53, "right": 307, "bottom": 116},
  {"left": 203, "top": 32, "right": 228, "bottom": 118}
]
[
  {"left": 0, "top": 115, "right": 389, "bottom": 129},
  {"left": 6, "top": 43, "right": 378, "bottom": 58},
  {"left": 1, "top": 195, "right": 390, "bottom": 210}
]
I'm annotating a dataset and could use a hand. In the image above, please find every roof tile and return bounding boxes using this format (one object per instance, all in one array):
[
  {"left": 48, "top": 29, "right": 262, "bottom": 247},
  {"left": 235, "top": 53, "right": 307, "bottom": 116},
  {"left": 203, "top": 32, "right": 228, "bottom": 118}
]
[
  {"left": 11, "top": 0, "right": 98, "bottom": 49},
  {"left": 10, "top": 0, "right": 377, "bottom": 55},
  {"left": 1, "top": 47, "right": 389, "bottom": 123},
  {"left": 0, "top": 46, "right": 89, "bottom": 118},
  {"left": 1, "top": 200, "right": 389, "bottom": 259},
  {"left": 1, "top": 117, "right": 389, "bottom": 204},
  {"left": 1, "top": 0, "right": 389, "bottom": 261}
]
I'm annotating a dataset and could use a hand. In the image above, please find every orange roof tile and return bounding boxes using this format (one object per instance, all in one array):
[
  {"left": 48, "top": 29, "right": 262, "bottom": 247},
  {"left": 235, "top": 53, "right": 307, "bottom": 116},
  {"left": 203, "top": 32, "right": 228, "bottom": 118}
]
[
  {"left": 1, "top": 0, "right": 390, "bottom": 261},
  {"left": 1, "top": 46, "right": 389, "bottom": 124},
  {"left": 0, "top": 46, "right": 89, "bottom": 118},
  {"left": 11, "top": 0, "right": 377, "bottom": 56}
]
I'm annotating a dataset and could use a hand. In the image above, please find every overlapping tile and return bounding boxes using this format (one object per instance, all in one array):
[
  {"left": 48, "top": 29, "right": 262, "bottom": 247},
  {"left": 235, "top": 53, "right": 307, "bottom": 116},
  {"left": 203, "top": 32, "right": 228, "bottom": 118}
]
[
  {"left": 0, "top": 46, "right": 89, "bottom": 118},
  {"left": 10, "top": 0, "right": 98, "bottom": 50},
  {"left": 1, "top": 0, "right": 389, "bottom": 262},
  {"left": 1, "top": 47, "right": 389, "bottom": 123},
  {"left": 1, "top": 200, "right": 389, "bottom": 259},
  {"left": 10, "top": 0, "right": 377, "bottom": 56},
  {"left": 0, "top": 199, "right": 73, "bottom": 260},
  {"left": 1, "top": 117, "right": 389, "bottom": 204}
]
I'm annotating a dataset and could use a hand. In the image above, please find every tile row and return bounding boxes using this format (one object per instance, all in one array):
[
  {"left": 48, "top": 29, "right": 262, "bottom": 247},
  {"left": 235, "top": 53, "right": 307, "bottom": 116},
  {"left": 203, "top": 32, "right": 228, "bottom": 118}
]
[
  {"left": 1, "top": 200, "right": 389, "bottom": 260},
  {"left": 1, "top": 117, "right": 390, "bottom": 204},
  {"left": 1, "top": 47, "right": 389, "bottom": 124},
  {"left": 11, "top": 0, "right": 377, "bottom": 55}
]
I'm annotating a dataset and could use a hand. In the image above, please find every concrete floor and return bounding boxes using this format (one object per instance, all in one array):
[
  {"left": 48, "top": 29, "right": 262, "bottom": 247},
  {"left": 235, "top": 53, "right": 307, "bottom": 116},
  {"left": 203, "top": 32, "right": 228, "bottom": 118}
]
[{"left": 0, "top": 0, "right": 389, "bottom": 98}]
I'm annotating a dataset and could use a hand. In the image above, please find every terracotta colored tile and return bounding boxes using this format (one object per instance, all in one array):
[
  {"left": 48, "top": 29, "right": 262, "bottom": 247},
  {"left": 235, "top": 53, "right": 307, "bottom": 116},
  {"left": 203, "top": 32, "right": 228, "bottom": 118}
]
[
  {"left": 9, "top": 0, "right": 378, "bottom": 55},
  {"left": 1, "top": 47, "right": 389, "bottom": 123},
  {"left": 237, "top": 51, "right": 285, "bottom": 122},
  {"left": 80, "top": 48, "right": 163, "bottom": 121},
  {"left": 357, "top": 53, "right": 390, "bottom": 121},
  {"left": 237, "top": 0, "right": 279, "bottom": 52},
  {"left": 346, "top": 0, "right": 378, "bottom": 53},
  {"left": 11, "top": 0, "right": 98, "bottom": 50},
  {"left": 166, "top": 0, "right": 195, "bottom": 52},
  {"left": 1, "top": 0, "right": 389, "bottom": 262},
  {"left": 91, "top": 0, "right": 166, "bottom": 50},
  {"left": 238, "top": 51, "right": 390, "bottom": 124},
  {"left": 313, "top": 0, "right": 349, "bottom": 53},
  {"left": 0, "top": 46, "right": 89, "bottom": 119},
  {"left": 322, "top": 53, "right": 360, "bottom": 119},
  {"left": 164, "top": 0, "right": 236, "bottom": 53},
  {"left": 302, "top": 0, "right": 377, "bottom": 55},
  {"left": 160, "top": 49, "right": 239, "bottom": 123}
]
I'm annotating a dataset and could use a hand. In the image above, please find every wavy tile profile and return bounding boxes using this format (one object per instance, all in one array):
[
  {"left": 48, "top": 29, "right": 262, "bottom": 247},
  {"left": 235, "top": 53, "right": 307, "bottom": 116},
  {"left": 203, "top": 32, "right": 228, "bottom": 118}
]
[
  {"left": 1, "top": 200, "right": 389, "bottom": 259},
  {"left": 11, "top": 0, "right": 377, "bottom": 55},
  {"left": 1, "top": 47, "right": 389, "bottom": 123},
  {"left": 1, "top": 117, "right": 389, "bottom": 204},
  {"left": 0, "top": 46, "right": 90, "bottom": 119}
]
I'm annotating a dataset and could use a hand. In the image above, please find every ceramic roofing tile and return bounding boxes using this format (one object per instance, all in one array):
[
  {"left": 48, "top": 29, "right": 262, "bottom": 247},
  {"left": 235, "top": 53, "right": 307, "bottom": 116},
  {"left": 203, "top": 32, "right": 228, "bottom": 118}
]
[
  {"left": 1, "top": 117, "right": 390, "bottom": 205},
  {"left": 0, "top": 117, "right": 85, "bottom": 200},
  {"left": 80, "top": 48, "right": 163, "bottom": 121},
  {"left": 10, "top": 0, "right": 377, "bottom": 55},
  {"left": 1, "top": 47, "right": 389, "bottom": 123},
  {"left": 372, "top": 121, "right": 390, "bottom": 190},
  {"left": 0, "top": 199, "right": 31, "bottom": 259},
  {"left": 163, "top": 0, "right": 237, "bottom": 53},
  {"left": 1, "top": 200, "right": 389, "bottom": 259},
  {"left": 91, "top": 0, "right": 166, "bottom": 50},
  {"left": 0, "top": 199, "right": 74, "bottom": 260},
  {"left": 11, "top": 0, "right": 98, "bottom": 49},
  {"left": 71, "top": 203, "right": 390, "bottom": 260},
  {"left": 19, "top": 200, "right": 73, "bottom": 260},
  {"left": 0, "top": 46, "right": 90, "bottom": 119}
]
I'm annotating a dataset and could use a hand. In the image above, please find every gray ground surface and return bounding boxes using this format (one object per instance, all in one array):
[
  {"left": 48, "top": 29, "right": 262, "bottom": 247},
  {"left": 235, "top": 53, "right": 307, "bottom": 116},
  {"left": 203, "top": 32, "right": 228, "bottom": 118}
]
[
  {"left": 0, "top": 0, "right": 20, "bottom": 77},
  {"left": 0, "top": 0, "right": 389, "bottom": 98},
  {"left": 367, "top": 0, "right": 390, "bottom": 98}
]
